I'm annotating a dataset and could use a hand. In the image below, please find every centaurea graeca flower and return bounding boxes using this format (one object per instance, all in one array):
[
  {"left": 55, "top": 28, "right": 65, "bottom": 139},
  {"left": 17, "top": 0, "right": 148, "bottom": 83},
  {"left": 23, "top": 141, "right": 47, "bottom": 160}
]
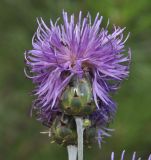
[
  {"left": 25, "top": 11, "right": 131, "bottom": 150},
  {"left": 111, "top": 151, "right": 151, "bottom": 160}
]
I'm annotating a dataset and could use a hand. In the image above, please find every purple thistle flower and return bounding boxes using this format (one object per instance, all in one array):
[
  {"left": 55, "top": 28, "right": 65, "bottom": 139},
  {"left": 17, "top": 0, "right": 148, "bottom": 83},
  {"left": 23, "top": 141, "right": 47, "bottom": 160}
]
[
  {"left": 25, "top": 11, "right": 131, "bottom": 125},
  {"left": 111, "top": 151, "right": 151, "bottom": 160}
]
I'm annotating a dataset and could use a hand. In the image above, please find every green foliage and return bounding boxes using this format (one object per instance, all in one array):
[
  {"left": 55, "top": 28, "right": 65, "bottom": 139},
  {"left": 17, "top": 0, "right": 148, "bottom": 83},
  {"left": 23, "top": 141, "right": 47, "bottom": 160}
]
[{"left": 0, "top": 0, "right": 151, "bottom": 159}]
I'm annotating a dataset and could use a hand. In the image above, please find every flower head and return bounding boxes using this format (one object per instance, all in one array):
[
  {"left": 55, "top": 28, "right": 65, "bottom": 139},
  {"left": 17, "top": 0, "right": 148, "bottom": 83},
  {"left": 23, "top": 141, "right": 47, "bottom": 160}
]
[
  {"left": 111, "top": 151, "right": 151, "bottom": 160},
  {"left": 25, "top": 11, "right": 131, "bottom": 126}
]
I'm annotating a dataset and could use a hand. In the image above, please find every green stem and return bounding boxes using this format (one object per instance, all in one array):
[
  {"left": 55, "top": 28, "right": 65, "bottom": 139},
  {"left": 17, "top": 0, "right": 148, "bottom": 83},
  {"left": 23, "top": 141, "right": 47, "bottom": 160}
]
[
  {"left": 67, "top": 145, "right": 78, "bottom": 160},
  {"left": 75, "top": 117, "right": 84, "bottom": 160}
]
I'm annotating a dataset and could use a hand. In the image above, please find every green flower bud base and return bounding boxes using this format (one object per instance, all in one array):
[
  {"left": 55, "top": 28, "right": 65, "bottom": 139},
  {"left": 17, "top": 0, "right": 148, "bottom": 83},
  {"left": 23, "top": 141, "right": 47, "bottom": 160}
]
[
  {"left": 51, "top": 116, "right": 77, "bottom": 146},
  {"left": 48, "top": 115, "right": 97, "bottom": 148},
  {"left": 60, "top": 76, "right": 96, "bottom": 116}
]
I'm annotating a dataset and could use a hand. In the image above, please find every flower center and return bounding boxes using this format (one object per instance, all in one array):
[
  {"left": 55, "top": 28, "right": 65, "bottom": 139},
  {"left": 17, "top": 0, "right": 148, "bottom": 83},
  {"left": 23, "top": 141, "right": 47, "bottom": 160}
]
[{"left": 70, "top": 54, "right": 77, "bottom": 68}]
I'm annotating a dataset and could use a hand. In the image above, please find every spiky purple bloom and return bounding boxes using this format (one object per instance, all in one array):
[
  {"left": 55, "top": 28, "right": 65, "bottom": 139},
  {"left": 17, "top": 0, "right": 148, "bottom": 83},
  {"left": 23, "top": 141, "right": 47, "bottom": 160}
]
[
  {"left": 25, "top": 11, "right": 131, "bottom": 125},
  {"left": 111, "top": 151, "right": 151, "bottom": 160}
]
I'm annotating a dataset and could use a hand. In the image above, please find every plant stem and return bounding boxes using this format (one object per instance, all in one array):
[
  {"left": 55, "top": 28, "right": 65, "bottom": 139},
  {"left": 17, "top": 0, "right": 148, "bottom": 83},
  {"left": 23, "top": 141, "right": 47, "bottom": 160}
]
[
  {"left": 67, "top": 145, "right": 78, "bottom": 160},
  {"left": 75, "top": 117, "right": 84, "bottom": 160}
]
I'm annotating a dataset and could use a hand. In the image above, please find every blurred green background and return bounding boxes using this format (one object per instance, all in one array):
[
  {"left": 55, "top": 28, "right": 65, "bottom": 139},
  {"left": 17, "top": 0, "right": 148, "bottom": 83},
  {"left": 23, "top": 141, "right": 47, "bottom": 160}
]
[{"left": 0, "top": 0, "right": 151, "bottom": 159}]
